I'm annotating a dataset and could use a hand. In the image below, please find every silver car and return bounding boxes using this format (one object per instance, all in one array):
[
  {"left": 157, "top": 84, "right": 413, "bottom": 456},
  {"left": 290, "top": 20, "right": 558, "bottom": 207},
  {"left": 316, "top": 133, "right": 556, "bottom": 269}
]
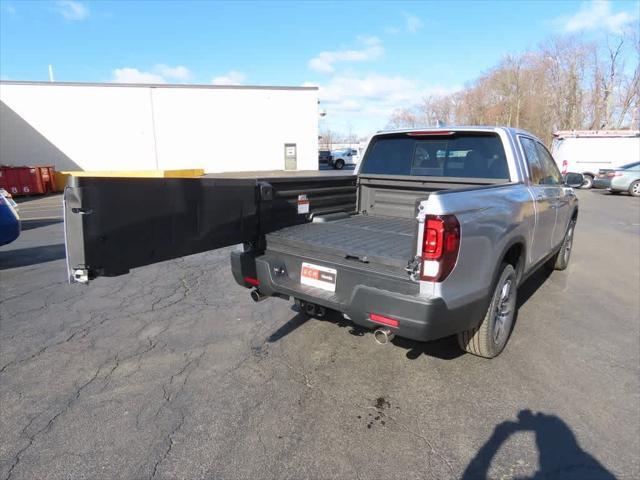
[{"left": 606, "top": 161, "right": 640, "bottom": 197}]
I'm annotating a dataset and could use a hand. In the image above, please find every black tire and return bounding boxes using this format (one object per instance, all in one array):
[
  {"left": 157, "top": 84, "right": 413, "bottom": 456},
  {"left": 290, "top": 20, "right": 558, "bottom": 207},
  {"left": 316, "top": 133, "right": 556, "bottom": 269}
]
[
  {"left": 581, "top": 174, "right": 594, "bottom": 189},
  {"left": 553, "top": 219, "right": 576, "bottom": 270},
  {"left": 629, "top": 180, "right": 640, "bottom": 197},
  {"left": 457, "top": 263, "right": 517, "bottom": 358},
  {"left": 334, "top": 159, "right": 345, "bottom": 170}
]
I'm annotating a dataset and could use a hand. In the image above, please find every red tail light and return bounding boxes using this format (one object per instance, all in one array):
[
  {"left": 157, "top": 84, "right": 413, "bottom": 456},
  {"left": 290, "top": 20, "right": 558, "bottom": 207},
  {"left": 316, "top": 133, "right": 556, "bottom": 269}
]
[
  {"left": 243, "top": 276, "right": 260, "bottom": 287},
  {"left": 607, "top": 172, "right": 623, "bottom": 177},
  {"left": 369, "top": 313, "right": 399, "bottom": 328},
  {"left": 561, "top": 160, "right": 568, "bottom": 174},
  {"left": 421, "top": 215, "right": 460, "bottom": 282}
]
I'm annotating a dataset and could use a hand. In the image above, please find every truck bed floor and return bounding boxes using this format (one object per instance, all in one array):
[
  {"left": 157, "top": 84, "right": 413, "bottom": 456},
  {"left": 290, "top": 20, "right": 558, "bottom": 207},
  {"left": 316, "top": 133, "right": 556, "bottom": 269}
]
[{"left": 266, "top": 214, "right": 416, "bottom": 269}]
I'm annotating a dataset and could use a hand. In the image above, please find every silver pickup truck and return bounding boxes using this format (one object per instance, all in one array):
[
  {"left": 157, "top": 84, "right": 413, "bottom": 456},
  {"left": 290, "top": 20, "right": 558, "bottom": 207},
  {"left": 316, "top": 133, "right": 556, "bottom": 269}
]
[{"left": 64, "top": 127, "right": 581, "bottom": 358}]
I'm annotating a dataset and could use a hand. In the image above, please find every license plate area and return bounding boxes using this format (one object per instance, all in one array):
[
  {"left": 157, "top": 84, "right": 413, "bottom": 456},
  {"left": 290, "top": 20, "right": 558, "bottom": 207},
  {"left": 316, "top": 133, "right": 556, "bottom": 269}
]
[{"left": 300, "top": 262, "right": 337, "bottom": 292}]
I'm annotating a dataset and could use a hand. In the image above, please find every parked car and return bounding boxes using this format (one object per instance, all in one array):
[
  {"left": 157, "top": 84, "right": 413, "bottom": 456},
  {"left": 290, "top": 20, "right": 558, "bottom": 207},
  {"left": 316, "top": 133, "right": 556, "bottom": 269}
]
[
  {"left": 318, "top": 150, "right": 333, "bottom": 165},
  {"left": 0, "top": 193, "right": 20, "bottom": 246},
  {"left": 64, "top": 127, "right": 582, "bottom": 359},
  {"left": 552, "top": 130, "right": 640, "bottom": 189},
  {"left": 596, "top": 161, "right": 640, "bottom": 196},
  {"left": 330, "top": 148, "right": 359, "bottom": 169}
]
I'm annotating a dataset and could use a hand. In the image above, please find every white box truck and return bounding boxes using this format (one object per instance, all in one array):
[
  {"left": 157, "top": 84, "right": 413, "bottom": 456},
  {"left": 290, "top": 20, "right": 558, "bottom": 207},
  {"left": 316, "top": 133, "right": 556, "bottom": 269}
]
[{"left": 551, "top": 130, "right": 640, "bottom": 188}]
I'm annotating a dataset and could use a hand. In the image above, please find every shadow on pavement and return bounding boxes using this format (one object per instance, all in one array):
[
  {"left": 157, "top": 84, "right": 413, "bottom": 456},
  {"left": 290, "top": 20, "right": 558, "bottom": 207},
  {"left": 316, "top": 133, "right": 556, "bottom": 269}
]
[
  {"left": 0, "top": 244, "right": 66, "bottom": 269},
  {"left": 462, "top": 409, "right": 616, "bottom": 480},
  {"left": 20, "top": 218, "right": 63, "bottom": 231},
  {"left": 267, "top": 312, "right": 310, "bottom": 343},
  {"left": 267, "top": 307, "right": 368, "bottom": 344},
  {"left": 392, "top": 335, "right": 465, "bottom": 360}
]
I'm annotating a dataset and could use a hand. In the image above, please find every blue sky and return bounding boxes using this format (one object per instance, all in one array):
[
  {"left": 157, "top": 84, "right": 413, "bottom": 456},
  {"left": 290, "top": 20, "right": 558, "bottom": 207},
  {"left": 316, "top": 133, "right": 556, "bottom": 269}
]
[{"left": 1, "top": 0, "right": 638, "bottom": 135}]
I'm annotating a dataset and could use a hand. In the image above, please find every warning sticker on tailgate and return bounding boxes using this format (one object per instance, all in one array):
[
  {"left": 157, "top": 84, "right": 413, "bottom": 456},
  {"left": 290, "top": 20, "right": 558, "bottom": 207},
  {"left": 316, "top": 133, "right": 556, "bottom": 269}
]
[{"left": 300, "top": 262, "right": 337, "bottom": 292}]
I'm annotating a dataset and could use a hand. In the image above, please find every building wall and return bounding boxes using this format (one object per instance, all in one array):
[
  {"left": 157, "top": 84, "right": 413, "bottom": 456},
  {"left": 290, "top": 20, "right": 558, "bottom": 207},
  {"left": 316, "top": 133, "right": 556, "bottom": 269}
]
[{"left": 0, "top": 82, "right": 319, "bottom": 173}]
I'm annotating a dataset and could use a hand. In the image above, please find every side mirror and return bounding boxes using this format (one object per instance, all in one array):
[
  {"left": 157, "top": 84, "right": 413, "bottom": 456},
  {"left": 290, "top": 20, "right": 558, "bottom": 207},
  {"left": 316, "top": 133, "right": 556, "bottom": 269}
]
[{"left": 563, "top": 172, "right": 584, "bottom": 188}]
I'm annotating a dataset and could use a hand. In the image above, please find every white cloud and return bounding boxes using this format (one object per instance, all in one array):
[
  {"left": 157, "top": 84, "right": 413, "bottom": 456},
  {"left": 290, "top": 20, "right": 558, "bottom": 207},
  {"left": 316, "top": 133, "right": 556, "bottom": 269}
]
[
  {"left": 558, "top": 0, "right": 637, "bottom": 34},
  {"left": 403, "top": 13, "right": 423, "bottom": 34},
  {"left": 306, "top": 74, "right": 460, "bottom": 134},
  {"left": 55, "top": 0, "right": 89, "bottom": 21},
  {"left": 308, "top": 36, "right": 384, "bottom": 74},
  {"left": 111, "top": 64, "right": 192, "bottom": 84},
  {"left": 112, "top": 68, "right": 166, "bottom": 84},
  {"left": 211, "top": 70, "right": 246, "bottom": 85},
  {"left": 385, "top": 13, "right": 423, "bottom": 35},
  {"left": 155, "top": 64, "right": 192, "bottom": 81}
]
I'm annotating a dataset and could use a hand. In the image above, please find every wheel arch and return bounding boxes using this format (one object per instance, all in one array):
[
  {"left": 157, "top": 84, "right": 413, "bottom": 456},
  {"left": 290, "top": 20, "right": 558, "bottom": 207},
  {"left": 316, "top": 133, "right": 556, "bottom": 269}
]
[{"left": 495, "top": 236, "right": 527, "bottom": 287}]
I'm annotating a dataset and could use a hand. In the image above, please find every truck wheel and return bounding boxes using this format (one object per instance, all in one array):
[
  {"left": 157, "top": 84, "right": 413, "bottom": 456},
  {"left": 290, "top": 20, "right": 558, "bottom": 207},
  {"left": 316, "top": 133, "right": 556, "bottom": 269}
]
[
  {"left": 553, "top": 219, "right": 576, "bottom": 270},
  {"left": 457, "top": 263, "right": 517, "bottom": 358},
  {"left": 581, "top": 174, "right": 594, "bottom": 189},
  {"left": 629, "top": 180, "right": 640, "bottom": 197},
  {"left": 334, "top": 159, "right": 345, "bottom": 170}
]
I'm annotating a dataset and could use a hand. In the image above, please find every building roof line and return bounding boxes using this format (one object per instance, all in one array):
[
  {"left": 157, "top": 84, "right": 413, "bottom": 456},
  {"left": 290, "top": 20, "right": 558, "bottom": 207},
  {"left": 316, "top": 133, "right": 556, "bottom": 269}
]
[{"left": 0, "top": 80, "right": 319, "bottom": 91}]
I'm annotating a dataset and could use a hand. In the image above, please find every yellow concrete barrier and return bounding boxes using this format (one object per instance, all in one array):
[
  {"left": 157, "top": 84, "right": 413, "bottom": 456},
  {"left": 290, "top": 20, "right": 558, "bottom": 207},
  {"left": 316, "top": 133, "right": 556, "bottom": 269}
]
[{"left": 54, "top": 169, "right": 204, "bottom": 191}]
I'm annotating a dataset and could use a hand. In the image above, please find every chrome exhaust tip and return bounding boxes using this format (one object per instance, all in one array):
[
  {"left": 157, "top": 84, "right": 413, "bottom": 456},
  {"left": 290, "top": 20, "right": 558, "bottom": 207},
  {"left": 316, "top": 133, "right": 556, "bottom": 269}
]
[
  {"left": 373, "top": 328, "right": 395, "bottom": 345},
  {"left": 250, "top": 289, "right": 267, "bottom": 302}
]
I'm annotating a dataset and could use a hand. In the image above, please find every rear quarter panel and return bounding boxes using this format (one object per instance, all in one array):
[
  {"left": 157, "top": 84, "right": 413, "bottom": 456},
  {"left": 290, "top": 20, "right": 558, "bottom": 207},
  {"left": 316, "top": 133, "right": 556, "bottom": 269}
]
[
  {"left": 421, "top": 184, "right": 535, "bottom": 309},
  {"left": 611, "top": 169, "right": 640, "bottom": 190}
]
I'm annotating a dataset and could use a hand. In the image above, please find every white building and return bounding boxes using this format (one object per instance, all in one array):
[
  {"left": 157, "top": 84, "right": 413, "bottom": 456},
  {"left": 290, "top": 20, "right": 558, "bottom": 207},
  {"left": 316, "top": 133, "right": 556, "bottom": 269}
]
[{"left": 0, "top": 81, "right": 319, "bottom": 173}]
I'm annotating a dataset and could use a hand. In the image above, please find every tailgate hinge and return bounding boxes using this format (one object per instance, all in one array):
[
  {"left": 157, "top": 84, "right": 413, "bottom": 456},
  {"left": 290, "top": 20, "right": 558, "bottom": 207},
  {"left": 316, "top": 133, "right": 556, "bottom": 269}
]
[
  {"left": 405, "top": 256, "right": 422, "bottom": 281},
  {"left": 72, "top": 268, "right": 89, "bottom": 284}
]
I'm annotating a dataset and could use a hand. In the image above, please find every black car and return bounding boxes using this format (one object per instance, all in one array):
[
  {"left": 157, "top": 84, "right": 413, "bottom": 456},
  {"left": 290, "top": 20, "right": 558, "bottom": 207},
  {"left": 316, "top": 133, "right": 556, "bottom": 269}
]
[{"left": 318, "top": 150, "right": 333, "bottom": 164}]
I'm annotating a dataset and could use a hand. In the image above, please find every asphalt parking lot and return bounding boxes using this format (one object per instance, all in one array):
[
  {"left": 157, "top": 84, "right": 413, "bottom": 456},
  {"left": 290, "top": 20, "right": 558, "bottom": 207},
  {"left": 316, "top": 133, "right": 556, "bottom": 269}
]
[{"left": 1, "top": 190, "right": 638, "bottom": 480}]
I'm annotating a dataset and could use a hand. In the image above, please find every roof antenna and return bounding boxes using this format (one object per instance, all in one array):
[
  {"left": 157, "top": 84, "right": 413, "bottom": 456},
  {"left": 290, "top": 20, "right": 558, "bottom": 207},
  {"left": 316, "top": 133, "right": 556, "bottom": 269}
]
[{"left": 48, "top": 65, "right": 55, "bottom": 82}]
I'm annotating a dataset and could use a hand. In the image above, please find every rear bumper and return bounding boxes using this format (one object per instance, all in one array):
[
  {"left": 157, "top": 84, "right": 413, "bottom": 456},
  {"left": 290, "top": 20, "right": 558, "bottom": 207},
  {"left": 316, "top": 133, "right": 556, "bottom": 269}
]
[
  {"left": 231, "top": 250, "right": 486, "bottom": 342},
  {"left": 593, "top": 178, "right": 611, "bottom": 189},
  {"left": 609, "top": 177, "right": 634, "bottom": 192}
]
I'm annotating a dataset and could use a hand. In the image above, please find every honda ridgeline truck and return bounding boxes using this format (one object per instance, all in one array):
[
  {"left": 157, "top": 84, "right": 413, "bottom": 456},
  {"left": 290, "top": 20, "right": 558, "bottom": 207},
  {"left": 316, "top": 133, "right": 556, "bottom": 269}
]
[{"left": 64, "top": 127, "right": 581, "bottom": 358}]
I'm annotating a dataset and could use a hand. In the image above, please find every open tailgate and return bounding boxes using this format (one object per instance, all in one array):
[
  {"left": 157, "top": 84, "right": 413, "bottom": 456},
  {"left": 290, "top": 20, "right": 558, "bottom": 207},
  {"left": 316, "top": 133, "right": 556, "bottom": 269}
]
[
  {"left": 64, "top": 174, "right": 358, "bottom": 283},
  {"left": 64, "top": 176, "right": 259, "bottom": 282}
]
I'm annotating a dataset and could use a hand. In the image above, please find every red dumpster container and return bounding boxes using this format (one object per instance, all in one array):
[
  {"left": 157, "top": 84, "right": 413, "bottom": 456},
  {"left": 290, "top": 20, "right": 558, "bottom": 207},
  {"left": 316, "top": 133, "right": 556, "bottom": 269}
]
[{"left": 0, "top": 166, "right": 57, "bottom": 196}]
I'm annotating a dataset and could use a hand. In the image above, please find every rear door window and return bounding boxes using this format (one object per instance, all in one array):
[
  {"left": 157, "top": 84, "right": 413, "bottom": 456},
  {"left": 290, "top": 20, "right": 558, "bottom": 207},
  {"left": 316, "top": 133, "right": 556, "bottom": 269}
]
[
  {"left": 519, "top": 137, "right": 545, "bottom": 185},
  {"left": 535, "top": 142, "right": 563, "bottom": 185},
  {"left": 360, "top": 132, "right": 510, "bottom": 180}
]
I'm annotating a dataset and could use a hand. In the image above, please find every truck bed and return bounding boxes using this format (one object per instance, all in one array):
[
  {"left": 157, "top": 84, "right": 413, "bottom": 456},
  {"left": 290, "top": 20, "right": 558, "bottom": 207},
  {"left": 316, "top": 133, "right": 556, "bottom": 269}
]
[{"left": 265, "top": 214, "right": 416, "bottom": 271}]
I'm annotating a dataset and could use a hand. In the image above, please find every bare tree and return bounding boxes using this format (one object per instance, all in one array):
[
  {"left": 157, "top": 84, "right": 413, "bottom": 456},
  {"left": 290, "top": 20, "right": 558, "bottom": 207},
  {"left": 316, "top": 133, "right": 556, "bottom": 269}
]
[{"left": 387, "top": 33, "right": 639, "bottom": 144}]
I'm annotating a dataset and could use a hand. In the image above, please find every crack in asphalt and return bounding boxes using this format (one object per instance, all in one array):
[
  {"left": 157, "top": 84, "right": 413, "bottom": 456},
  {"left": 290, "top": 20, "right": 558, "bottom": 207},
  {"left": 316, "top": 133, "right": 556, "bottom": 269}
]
[
  {"left": 144, "top": 349, "right": 206, "bottom": 479},
  {"left": 149, "top": 410, "right": 185, "bottom": 480},
  {"left": 3, "top": 355, "right": 117, "bottom": 480}
]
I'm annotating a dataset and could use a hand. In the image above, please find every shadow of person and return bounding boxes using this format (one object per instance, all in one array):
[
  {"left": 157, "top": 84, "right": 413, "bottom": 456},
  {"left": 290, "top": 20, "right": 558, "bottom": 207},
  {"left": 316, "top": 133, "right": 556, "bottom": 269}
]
[{"left": 462, "top": 409, "right": 616, "bottom": 480}]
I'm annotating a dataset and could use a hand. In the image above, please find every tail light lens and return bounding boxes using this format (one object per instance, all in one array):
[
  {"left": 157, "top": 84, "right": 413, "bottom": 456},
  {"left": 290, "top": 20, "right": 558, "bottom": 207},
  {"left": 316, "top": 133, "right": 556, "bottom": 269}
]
[
  {"left": 369, "top": 313, "right": 399, "bottom": 328},
  {"left": 561, "top": 160, "right": 568, "bottom": 174},
  {"left": 243, "top": 276, "right": 260, "bottom": 287},
  {"left": 421, "top": 215, "right": 460, "bottom": 282},
  {"left": 607, "top": 172, "right": 623, "bottom": 177}
]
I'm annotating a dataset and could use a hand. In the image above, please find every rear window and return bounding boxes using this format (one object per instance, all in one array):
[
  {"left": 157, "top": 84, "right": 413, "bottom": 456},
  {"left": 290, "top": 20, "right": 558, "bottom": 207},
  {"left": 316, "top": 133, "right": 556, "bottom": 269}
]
[{"left": 360, "top": 132, "right": 510, "bottom": 179}]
